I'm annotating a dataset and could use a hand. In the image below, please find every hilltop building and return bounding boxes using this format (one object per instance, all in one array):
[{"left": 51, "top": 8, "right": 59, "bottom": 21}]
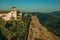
[{"left": 0, "top": 7, "right": 22, "bottom": 20}]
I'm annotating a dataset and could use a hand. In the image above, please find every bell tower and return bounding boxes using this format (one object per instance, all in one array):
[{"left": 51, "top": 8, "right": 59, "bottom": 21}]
[{"left": 11, "top": 7, "right": 17, "bottom": 11}]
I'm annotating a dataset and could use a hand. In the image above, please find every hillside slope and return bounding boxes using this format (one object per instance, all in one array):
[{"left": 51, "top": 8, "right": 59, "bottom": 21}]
[
  {"left": 32, "top": 13, "right": 60, "bottom": 37},
  {"left": 28, "top": 16, "right": 60, "bottom": 40}
]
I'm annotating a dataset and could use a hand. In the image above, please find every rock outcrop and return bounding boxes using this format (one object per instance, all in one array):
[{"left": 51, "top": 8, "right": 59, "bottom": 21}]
[{"left": 28, "top": 16, "right": 60, "bottom": 40}]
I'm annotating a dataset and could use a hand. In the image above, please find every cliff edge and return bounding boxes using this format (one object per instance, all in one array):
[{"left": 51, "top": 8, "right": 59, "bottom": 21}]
[{"left": 28, "top": 16, "right": 60, "bottom": 40}]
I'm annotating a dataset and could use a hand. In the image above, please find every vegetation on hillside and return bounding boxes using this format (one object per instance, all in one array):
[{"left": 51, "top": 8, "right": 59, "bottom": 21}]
[{"left": 0, "top": 13, "right": 32, "bottom": 40}]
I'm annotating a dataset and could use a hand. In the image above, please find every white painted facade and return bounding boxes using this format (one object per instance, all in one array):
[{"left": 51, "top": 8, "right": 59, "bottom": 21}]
[{"left": 0, "top": 11, "right": 22, "bottom": 20}]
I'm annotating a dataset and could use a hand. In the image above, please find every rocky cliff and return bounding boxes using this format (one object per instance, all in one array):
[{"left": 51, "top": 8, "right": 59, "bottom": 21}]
[{"left": 28, "top": 16, "right": 60, "bottom": 40}]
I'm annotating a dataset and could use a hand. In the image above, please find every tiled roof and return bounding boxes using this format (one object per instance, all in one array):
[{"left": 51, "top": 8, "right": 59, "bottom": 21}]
[{"left": 0, "top": 10, "right": 11, "bottom": 14}]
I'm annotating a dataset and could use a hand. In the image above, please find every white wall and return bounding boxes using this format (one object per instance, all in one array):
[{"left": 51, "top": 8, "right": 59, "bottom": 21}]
[{"left": 0, "top": 11, "right": 22, "bottom": 20}]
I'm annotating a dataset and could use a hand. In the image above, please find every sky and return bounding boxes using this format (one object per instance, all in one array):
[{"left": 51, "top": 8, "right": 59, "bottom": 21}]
[{"left": 0, "top": 0, "right": 60, "bottom": 12}]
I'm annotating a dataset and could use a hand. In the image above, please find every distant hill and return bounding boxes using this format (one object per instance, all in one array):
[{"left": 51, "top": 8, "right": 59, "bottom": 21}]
[
  {"left": 31, "top": 12, "right": 54, "bottom": 24},
  {"left": 45, "top": 11, "right": 60, "bottom": 16},
  {"left": 31, "top": 12, "right": 60, "bottom": 37}
]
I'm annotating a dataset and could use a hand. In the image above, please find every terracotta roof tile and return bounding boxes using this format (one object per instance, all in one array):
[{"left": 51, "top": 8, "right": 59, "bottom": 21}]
[{"left": 0, "top": 10, "right": 11, "bottom": 14}]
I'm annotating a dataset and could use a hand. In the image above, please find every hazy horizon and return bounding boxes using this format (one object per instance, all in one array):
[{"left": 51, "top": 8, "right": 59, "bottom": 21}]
[{"left": 0, "top": 0, "right": 60, "bottom": 12}]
